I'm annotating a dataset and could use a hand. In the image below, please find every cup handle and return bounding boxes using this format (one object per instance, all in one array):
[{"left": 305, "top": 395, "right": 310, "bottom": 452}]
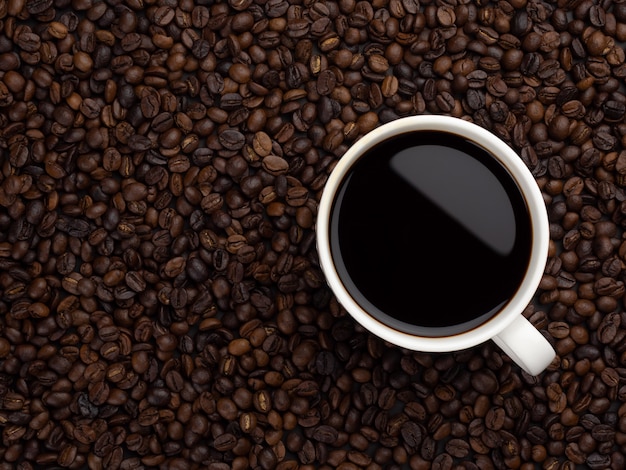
[{"left": 492, "top": 315, "right": 556, "bottom": 375}]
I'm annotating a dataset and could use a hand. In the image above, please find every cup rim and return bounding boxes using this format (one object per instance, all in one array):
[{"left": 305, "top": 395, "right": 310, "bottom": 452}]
[{"left": 316, "top": 115, "right": 550, "bottom": 352}]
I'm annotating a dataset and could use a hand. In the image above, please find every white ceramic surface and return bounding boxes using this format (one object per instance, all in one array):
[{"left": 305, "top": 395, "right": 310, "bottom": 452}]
[{"left": 316, "top": 115, "right": 556, "bottom": 375}]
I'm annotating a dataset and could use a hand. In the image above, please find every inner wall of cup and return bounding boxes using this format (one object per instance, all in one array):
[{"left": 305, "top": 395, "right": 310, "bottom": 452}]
[{"left": 318, "top": 116, "right": 549, "bottom": 347}]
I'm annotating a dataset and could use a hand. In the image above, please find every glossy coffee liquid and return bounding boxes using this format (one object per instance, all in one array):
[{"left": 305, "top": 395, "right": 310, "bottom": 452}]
[{"left": 330, "top": 131, "right": 532, "bottom": 336}]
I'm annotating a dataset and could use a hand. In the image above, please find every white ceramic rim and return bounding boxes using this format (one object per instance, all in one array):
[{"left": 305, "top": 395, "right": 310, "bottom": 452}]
[{"left": 316, "top": 115, "right": 550, "bottom": 352}]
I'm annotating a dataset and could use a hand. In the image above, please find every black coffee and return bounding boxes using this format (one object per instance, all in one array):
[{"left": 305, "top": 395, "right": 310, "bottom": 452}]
[{"left": 329, "top": 131, "right": 532, "bottom": 336}]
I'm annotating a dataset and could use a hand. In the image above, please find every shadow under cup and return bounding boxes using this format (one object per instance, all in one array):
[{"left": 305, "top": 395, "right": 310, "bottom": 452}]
[{"left": 325, "top": 129, "right": 534, "bottom": 338}]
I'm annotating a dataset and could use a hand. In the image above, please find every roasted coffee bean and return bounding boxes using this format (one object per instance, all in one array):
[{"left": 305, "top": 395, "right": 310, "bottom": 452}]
[
  {"left": 312, "top": 424, "right": 339, "bottom": 444},
  {"left": 315, "top": 351, "right": 336, "bottom": 375},
  {"left": 213, "top": 433, "right": 237, "bottom": 451}
]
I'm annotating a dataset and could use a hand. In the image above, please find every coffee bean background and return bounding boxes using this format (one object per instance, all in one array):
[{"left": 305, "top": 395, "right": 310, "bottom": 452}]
[{"left": 0, "top": 0, "right": 626, "bottom": 469}]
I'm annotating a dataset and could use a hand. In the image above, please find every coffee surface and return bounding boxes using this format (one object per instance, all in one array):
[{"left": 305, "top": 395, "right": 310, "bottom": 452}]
[{"left": 330, "top": 131, "right": 532, "bottom": 335}]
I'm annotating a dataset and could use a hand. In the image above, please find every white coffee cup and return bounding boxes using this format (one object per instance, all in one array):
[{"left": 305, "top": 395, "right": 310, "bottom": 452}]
[{"left": 316, "top": 115, "right": 556, "bottom": 375}]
